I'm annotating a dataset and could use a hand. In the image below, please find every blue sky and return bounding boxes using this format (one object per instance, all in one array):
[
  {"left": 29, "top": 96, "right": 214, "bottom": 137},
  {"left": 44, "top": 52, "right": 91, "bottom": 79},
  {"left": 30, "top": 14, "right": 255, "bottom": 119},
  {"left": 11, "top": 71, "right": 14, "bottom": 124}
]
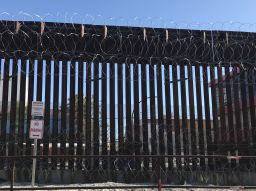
[{"left": 0, "top": 0, "right": 255, "bottom": 31}]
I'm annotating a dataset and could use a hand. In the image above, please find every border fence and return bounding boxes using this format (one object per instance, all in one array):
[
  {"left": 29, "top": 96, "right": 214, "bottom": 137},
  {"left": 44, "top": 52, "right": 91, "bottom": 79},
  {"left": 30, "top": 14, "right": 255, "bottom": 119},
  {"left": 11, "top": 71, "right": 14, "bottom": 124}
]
[{"left": 0, "top": 20, "right": 256, "bottom": 188}]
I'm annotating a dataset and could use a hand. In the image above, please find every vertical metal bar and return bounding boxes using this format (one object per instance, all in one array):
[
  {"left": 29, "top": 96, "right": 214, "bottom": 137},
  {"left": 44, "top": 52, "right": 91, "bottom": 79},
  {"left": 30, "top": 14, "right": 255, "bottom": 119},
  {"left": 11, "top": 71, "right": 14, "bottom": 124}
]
[
  {"left": 157, "top": 62, "right": 164, "bottom": 156},
  {"left": 93, "top": 61, "right": 99, "bottom": 167},
  {"left": 239, "top": 68, "right": 250, "bottom": 154},
  {"left": 74, "top": 62, "right": 78, "bottom": 170},
  {"left": 149, "top": 62, "right": 156, "bottom": 169},
  {"left": 216, "top": 65, "right": 227, "bottom": 167},
  {"left": 0, "top": 59, "right": 2, "bottom": 156},
  {"left": 133, "top": 62, "right": 140, "bottom": 169},
  {"left": 224, "top": 65, "right": 236, "bottom": 168},
  {"left": 101, "top": 61, "right": 107, "bottom": 168},
  {"left": 18, "top": 59, "right": 26, "bottom": 152},
  {"left": 172, "top": 63, "right": 180, "bottom": 167},
  {"left": 5, "top": 58, "right": 11, "bottom": 166},
  {"left": 85, "top": 61, "right": 92, "bottom": 168},
  {"left": 118, "top": 63, "right": 124, "bottom": 155},
  {"left": 202, "top": 65, "right": 212, "bottom": 167},
  {"left": 217, "top": 66, "right": 225, "bottom": 145},
  {"left": 82, "top": 62, "right": 86, "bottom": 166},
  {"left": 31, "top": 139, "right": 37, "bottom": 187},
  {"left": 10, "top": 159, "right": 15, "bottom": 191},
  {"left": 180, "top": 63, "right": 188, "bottom": 164},
  {"left": 227, "top": 67, "right": 237, "bottom": 147},
  {"left": 141, "top": 63, "right": 148, "bottom": 168},
  {"left": 125, "top": 62, "right": 132, "bottom": 155},
  {"left": 26, "top": 60, "right": 34, "bottom": 156},
  {"left": 188, "top": 64, "right": 196, "bottom": 168},
  {"left": 44, "top": 60, "right": 51, "bottom": 169},
  {"left": 164, "top": 63, "right": 172, "bottom": 167},
  {"left": 1, "top": 59, "right": 9, "bottom": 168},
  {"left": 37, "top": 60, "right": 43, "bottom": 101},
  {"left": 233, "top": 67, "right": 242, "bottom": 155},
  {"left": 110, "top": 61, "right": 116, "bottom": 170},
  {"left": 224, "top": 67, "right": 234, "bottom": 146},
  {"left": 9, "top": 59, "right": 18, "bottom": 157},
  {"left": 69, "top": 61, "right": 75, "bottom": 168},
  {"left": 125, "top": 61, "right": 133, "bottom": 154},
  {"left": 77, "top": 61, "right": 84, "bottom": 159},
  {"left": 246, "top": 68, "right": 253, "bottom": 147},
  {"left": 248, "top": 66, "right": 256, "bottom": 149},
  {"left": 36, "top": 59, "right": 43, "bottom": 168},
  {"left": 52, "top": 60, "right": 59, "bottom": 169},
  {"left": 195, "top": 64, "right": 205, "bottom": 167},
  {"left": 60, "top": 61, "right": 67, "bottom": 169},
  {"left": 210, "top": 66, "right": 219, "bottom": 155}
]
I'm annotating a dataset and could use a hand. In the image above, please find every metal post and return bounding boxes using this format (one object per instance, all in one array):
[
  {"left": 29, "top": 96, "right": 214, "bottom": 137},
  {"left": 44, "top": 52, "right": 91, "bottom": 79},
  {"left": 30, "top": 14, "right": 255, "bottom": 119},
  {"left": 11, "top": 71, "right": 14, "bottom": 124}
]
[
  {"left": 10, "top": 159, "right": 15, "bottom": 191},
  {"left": 32, "top": 139, "right": 37, "bottom": 187},
  {"left": 158, "top": 158, "right": 162, "bottom": 191}
]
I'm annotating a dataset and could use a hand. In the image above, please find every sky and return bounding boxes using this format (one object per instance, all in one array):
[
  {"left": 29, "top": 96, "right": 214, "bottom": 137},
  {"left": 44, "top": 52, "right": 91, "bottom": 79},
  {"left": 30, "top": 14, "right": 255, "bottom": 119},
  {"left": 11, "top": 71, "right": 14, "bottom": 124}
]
[{"left": 0, "top": 0, "right": 255, "bottom": 31}]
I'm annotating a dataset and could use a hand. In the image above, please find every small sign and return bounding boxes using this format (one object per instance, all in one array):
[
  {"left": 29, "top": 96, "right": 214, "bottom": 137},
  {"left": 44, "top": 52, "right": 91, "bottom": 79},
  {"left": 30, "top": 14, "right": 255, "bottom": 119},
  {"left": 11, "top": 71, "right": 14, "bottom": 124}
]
[
  {"left": 31, "top": 101, "right": 44, "bottom": 117},
  {"left": 29, "top": 120, "right": 44, "bottom": 139}
]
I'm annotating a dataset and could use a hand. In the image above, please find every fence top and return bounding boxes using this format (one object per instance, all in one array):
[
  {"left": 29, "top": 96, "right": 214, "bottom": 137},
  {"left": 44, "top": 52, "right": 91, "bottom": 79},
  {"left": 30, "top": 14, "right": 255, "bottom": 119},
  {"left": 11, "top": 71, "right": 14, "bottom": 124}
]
[{"left": 0, "top": 20, "right": 255, "bottom": 64}]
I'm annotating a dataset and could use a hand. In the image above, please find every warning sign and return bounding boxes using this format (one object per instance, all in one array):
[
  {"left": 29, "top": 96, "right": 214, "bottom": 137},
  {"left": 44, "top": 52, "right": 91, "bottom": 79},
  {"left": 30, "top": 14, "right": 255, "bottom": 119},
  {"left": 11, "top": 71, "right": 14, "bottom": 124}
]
[
  {"left": 29, "top": 120, "right": 44, "bottom": 139},
  {"left": 31, "top": 101, "right": 44, "bottom": 117}
]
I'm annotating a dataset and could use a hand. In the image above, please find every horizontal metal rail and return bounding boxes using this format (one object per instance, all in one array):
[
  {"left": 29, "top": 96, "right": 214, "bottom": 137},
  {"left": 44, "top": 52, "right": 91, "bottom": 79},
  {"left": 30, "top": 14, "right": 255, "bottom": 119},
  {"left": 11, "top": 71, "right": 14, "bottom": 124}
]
[{"left": 0, "top": 154, "right": 254, "bottom": 159}]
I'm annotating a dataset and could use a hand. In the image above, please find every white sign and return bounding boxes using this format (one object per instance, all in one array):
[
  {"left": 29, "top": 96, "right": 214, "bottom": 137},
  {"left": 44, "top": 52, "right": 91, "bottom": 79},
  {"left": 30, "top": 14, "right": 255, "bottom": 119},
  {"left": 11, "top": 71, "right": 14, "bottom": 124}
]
[
  {"left": 31, "top": 101, "right": 44, "bottom": 117},
  {"left": 29, "top": 120, "right": 44, "bottom": 139}
]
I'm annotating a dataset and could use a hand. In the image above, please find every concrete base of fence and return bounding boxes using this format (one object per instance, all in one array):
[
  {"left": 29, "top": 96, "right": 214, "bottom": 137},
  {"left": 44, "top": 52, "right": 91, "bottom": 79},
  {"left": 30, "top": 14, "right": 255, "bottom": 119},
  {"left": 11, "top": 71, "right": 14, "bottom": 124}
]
[{"left": 4, "top": 169, "right": 256, "bottom": 186}]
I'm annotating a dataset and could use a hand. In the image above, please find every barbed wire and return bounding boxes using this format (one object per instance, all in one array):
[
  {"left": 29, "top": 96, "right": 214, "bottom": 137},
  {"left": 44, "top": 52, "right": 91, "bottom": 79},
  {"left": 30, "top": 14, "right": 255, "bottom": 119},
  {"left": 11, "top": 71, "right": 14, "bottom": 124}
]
[
  {"left": 1, "top": 154, "right": 256, "bottom": 186},
  {"left": 1, "top": 12, "right": 256, "bottom": 32}
]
